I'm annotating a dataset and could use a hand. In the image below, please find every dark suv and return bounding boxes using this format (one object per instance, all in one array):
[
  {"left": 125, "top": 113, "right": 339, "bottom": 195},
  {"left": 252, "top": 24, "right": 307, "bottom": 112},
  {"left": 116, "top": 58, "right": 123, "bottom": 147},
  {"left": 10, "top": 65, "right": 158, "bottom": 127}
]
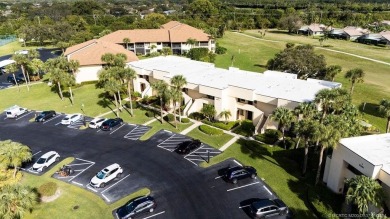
[
  {"left": 100, "top": 118, "right": 123, "bottom": 131},
  {"left": 174, "top": 139, "right": 202, "bottom": 154},
  {"left": 116, "top": 196, "right": 156, "bottom": 219},
  {"left": 250, "top": 199, "right": 288, "bottom": 219},
  {"left": 35, "top": 110, "right": 56, "bottom": 122},
  {"left": 7, "top": 74, "right": 25, "bottom": 84},
  {"left": 224, "top": 166, "right": 257, "bottom": 184}
]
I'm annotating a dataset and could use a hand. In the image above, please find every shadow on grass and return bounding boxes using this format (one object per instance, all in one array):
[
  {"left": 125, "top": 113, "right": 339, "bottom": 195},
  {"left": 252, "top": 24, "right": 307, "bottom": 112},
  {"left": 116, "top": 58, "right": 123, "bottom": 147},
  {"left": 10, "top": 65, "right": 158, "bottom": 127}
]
[
  {"left": 237, "top": 138, "right": 279, "bottom": 166},
  {"left": 254, "top": 64, "right": 267, "bottom": 68},
  {"left": 359, "top": 102, "right": 382, "bottom": 118}
]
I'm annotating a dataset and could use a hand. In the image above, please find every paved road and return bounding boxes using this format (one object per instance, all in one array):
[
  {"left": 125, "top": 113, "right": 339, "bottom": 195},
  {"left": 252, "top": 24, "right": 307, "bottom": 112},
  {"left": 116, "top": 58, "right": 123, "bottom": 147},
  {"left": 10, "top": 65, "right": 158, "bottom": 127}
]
[{"left": 0, "top": 111, "right": 290, "bottom": 219}]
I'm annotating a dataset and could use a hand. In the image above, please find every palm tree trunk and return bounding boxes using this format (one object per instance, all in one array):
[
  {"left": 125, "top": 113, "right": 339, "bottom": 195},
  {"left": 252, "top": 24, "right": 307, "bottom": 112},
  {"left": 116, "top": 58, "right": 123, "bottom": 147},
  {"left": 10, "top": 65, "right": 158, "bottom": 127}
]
[
  {"left": 21, "top": 65, "right": 29, "bottom": 91},
  {"left": 69, "top": 87, "right": 74, "bottom": 105},
  {"left": 350, "top": 83, "right": 355, "bottom": 95},
  {"left": 178, "top": 98, "right": 182, "bottom": 123},
  {"left": 315, "top": 146, "right": 325, "bottom": 185},
  {"left": 159, "top": 97, "right": 164, "bottom": 124},
  {"left": 302, "top": 140, "right": 309, "bottom": 176},
  {"left": 295, "top": 136, "right": 301, "bottom": 149},
  {"left": 386, "top": 117, "right": 390, "bottom": 133},
  {"left": 282, "top": 128, "right": 286, "bottom": 149},
  {"left": 57, "top": 82, "right": 63, "bottom": 100},
  {"left": 173, "top": 103, "right": 177, "bottom": 128},
  {"left": 113, "top": 93, "right": 119, "bottom": 117},
  {"left": 13, "top": 74, "right": 20, "bottom": 92},
  {"left": 13, "top": 166, "right": 18, "bottom": 178},
  {"left": 127, "top": 82, "right": 133, "bottom": 116},
  {"left": 117, "top": 91, "right": 122, "bottom": 111}
]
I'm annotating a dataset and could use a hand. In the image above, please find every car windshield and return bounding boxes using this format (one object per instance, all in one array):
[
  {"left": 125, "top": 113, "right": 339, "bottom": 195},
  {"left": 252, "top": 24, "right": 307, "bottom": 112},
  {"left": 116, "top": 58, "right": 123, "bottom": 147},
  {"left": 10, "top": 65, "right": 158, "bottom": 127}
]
[
  {"left": 63, "top": 117, "right": 69, "bottom": 120},
  {"left": 40, "top": 112, "right": 48, "bottom": 116},
  {"left": 36, "top": 158, "right": 46, "bottom": 164},
  {"left": 97, "top": 119, "right": 104, "bottom": 123},
  {"left": 96, "top": 171, "right": 106, "bottom": 179},
  {"left": 126, "top": 201, "right": 139, "bottom": 212}
]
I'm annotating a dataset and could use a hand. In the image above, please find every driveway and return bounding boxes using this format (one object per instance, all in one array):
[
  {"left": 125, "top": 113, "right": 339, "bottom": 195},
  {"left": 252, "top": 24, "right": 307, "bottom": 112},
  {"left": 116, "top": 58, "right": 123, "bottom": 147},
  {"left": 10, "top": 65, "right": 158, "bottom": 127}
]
[{"left": 0, "top": 110, "right": 290, "bottom": 219}]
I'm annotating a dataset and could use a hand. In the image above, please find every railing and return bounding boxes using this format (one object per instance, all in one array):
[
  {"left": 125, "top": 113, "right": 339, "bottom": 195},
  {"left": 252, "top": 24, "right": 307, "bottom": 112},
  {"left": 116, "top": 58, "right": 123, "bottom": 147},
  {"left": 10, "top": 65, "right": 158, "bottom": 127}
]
[
  {"left": 141, "top": 84, "right": 151, "bottom": 98},
  {"left": 260, "top": 116, "right": 270, "bottom": 134},
  {"left": 254, "top": 113, "right": 264, "bottom": 135}
]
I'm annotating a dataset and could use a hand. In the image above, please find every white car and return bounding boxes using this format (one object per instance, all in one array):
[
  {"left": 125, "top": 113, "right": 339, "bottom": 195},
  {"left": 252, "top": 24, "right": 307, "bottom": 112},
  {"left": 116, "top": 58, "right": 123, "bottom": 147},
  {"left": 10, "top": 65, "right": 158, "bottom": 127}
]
[
  {"left": 89, "top": 117, "right": 107, "bottom": 129},
  {"left": 61, "top": 113, "right": 83, "bottom": 125},
  {"left": 32, "top": 151, "right": 60, "bottom": 172},
  {"left": 5, "top": 105, "right": 28, "bottom": 118},
  {"left": 90, "top": 163, "right": 123, "bottom": 188}
]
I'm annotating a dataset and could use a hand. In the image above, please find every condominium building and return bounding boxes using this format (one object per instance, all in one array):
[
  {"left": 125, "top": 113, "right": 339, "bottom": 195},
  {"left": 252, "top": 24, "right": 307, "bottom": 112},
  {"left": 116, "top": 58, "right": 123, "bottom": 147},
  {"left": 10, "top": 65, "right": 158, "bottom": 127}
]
[{"left": 128, "top": 56, "right": 341, "bottom": 132}]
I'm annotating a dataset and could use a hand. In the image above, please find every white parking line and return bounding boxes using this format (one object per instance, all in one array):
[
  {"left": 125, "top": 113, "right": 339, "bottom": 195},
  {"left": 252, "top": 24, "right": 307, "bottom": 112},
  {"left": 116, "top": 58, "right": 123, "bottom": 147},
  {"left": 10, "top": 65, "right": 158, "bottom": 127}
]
[
  {"left": 72, "top": 181, "right": 83, "bottom": 186},
  {"left": 32, "top": 151, "right": 42, "bottom": 156},
  {"left": 191, "top": 151, "right": 221, "bottom": 154},
  {"left": 66, "top": 162, "right": 93, "bottom": 166},
  {"left": 86, "top": 185, "right": 98, "bottom": 192},
  {"left": 15, "top": 111, "right": 33, "bottom": 120},
  {"left": 75, "top": 158, "right": 95, "bottom": 164},
  {"left": 43, "top": 115, "right": 62, "bottom": 124},
  {"left": 68, "top": 162, "right": 94, "bottom": 182},
  {"left": 142, "top": 211, "right": 165, "bottom": 219},
  {"left": 233, "top": 160, "right": 243, "bottom": 167},
  {"left": 110, "top": 124, "right": 125, "bottom": 135},
  {"left": 239, "top": 205, "right": 250, "bottom": 209},
  {"left": 102, "top": 193, "right": 110, "bottom": 202},
  {"left": 157, "top": 134, "right": 176, "bottom": 146},
  {"left": 185, "top": 159, "right": 198, "bottom": 166},
  {"left": 215, "top": 176, "right": 223, "bottom": 179},
  {"left": 227, "top": 182, "right": 260, "bottom": 192},
  {"left": 263, "top": 185, "right": 273, "bottom": 195},
  {"left": 101, "top": 174, "right": 131, "bottom": 193}
]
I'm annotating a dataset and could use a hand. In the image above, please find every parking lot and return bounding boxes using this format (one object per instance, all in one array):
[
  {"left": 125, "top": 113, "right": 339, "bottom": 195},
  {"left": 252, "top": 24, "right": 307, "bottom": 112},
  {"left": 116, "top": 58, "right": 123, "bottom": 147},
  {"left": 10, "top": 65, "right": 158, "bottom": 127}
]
[{"left": 0, "top": 110, "right": 290, "bottom": 219}]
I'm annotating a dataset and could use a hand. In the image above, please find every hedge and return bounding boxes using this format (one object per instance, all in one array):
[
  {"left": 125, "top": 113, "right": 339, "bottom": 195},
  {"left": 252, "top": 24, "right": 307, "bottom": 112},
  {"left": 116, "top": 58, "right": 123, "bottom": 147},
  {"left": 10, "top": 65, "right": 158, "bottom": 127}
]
[
  {"left": 38, "top": 182, "right": 58, "bottom": 197},
  {"left": 181, "top": 118, "right": 190, "bottom": 123},
  {"left": 124, "top": 101, "right": 138, "bottom": 109},
  {"left": 202, "top": 120, "right": 239, "bottom": 130},
  {"left": 199, "top": 125, "right": 223, "bottom": 136},
  {"left": 163, "top": 114, "right": 175, "bottom": 122},
  {"left": 145, "top": 111, "right": 155, "bottom": 117},
  {"left": 256, "top": 129, "right": 282, "bottom": 144},
  {"left": 188, "top": 112, "right": 205, "bottom": 121}
]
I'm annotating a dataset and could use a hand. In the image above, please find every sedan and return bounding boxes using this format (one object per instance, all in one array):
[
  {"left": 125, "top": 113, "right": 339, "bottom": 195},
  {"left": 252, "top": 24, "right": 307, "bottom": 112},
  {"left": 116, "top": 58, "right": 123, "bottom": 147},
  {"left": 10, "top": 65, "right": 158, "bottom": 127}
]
[
  {"left": 224, "top": 166, "right": 257, "bottom": 184},
  {"left": 89, "top": 163, "right": 123, "bottom": 188},
  {"left": 89, "top": 117, "right": 107, "bottom": 129},
  {"left": 35, "top": 110, "right": 56, "bottom": 122},
  {"left": 61, "top": 113, "right": 83, "bottom": 125},
  {"left": 250, "top": 199, "right": 288, "bottom": 219},
  {"left": 116, "top": 196, "right": 156, "bottom": 219},
  {"left": 174, "top": 139, "right": 202, "bottom": 155},
  {"left": 100, "top": 118, "right": 123, "bottom": 131},
  {"left": 32, "top": 151, "right": 60, "bottom": 172}
]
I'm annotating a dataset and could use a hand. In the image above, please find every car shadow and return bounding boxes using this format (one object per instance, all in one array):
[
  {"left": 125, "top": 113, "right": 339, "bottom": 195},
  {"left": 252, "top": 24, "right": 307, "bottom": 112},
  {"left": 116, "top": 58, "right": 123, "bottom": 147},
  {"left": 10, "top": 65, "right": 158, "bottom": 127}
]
[{"left": 239, "top": 198, "right": 261, "bottom": 218}]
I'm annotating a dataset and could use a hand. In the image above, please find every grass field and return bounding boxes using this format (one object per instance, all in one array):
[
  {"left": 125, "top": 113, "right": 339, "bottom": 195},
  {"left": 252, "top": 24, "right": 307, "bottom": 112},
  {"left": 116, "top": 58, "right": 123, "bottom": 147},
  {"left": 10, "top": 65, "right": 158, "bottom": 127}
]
[
  {"left": 22, "top": 158, "right": 150, "bottom": 219},
  {"left": 215, "top": 31, "right": 390, "bottom": 132},
  {"left": 186, "top": 127, "right": 234, "bottom": 149},
  {"left": 0, "top": 41, "right": 54, "bottom": 57},
  {"left": 140, "top": 120, "right": 193, "bottom": 140}
]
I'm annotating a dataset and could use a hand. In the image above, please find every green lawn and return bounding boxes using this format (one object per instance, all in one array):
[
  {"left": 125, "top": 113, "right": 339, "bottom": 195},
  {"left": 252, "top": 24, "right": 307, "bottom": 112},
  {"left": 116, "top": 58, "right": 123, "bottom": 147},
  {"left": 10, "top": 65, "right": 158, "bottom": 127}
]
[
  {"left": 0, "top": 41, "right": 55, "bottom": 57},
  {"left": 216, "top": 31, "right": 390, "bottom": 132},
  {"left": 22, "top": 158, "right": 150, "bottom": 219},
  {"left": 104, "top": 107, "right": 154, "bottom": 125},
  {"left": 201, "top": 139, "right": 343, "bottom": 219},
  {"left": 186, "top": 127, "right": 234, "bottom": 149},
  {"left": 140, "top": 120, "right": 193, "bottom": 140}
]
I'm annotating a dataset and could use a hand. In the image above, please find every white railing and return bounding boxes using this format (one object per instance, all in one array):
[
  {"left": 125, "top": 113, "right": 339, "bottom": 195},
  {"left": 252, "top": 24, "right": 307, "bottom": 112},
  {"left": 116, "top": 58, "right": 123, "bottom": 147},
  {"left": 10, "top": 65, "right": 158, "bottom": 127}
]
[
  {"left": 141, "top": 84, "right": 151, "bottom": 98},
  {"left": 254, "top": 113, "right": 264, "bottom": 135},
  {"left": 260, "top": 116, "right": 270, "bottom": 134}
]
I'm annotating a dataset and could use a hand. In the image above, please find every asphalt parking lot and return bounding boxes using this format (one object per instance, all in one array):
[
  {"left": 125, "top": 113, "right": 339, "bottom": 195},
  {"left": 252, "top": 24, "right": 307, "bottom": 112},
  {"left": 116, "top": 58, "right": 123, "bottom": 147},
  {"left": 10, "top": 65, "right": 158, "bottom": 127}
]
[{"left": 0, "top": 110, "right": 291, "bottom": 219}]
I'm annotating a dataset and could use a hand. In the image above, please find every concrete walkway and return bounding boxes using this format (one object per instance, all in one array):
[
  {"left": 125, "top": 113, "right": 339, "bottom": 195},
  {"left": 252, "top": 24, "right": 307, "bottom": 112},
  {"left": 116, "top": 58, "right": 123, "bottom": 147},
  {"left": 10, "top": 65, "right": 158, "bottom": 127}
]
[
  {"left": 220, "top": 136, "right": 240, "bottom": 151},
  {"left": 180, "top": 121, "right": 202, "bottom": 135}
]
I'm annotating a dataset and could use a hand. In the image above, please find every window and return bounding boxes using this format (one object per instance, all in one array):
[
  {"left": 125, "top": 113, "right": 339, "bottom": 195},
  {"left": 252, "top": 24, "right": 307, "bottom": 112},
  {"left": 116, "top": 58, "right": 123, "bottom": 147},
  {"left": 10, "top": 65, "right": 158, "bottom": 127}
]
[
  {"left": 157, "top": 42, "right": 162, "bottom": 46},
  {"left": 239, "top": 109, "right": 244, "bottom": 116},
  {"left": 206, "top": 95, "right": 214, "bottom": 100},
  {"left": 237, "top": 98, "right": 245, "bottom": 103},
  {"left": 346, "top": 164, "right": 363, "bottom": 176},
  {"left": 248, "top": 101, "right": 253, "bottom": 105}
]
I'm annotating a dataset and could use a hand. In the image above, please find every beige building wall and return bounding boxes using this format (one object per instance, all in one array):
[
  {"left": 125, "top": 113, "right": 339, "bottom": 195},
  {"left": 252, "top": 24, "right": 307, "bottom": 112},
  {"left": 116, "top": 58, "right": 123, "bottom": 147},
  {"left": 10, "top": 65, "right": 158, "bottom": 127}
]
[{"left": 75, "top": 65, "right": 102, "bottom": 84}]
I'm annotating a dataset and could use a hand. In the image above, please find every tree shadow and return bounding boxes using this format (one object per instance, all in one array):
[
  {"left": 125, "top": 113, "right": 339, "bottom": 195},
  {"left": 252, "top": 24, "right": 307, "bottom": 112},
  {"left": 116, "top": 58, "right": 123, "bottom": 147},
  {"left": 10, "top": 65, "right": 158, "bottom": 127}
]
[
  {"left": 253, "top": 64, "right": 267, "bottom": 68},
  {"left": 359, "top": 102, "right": 383, "bottom": 118},
  {"left": 237, "top": 139, "right": 279, "bottom": 167}
]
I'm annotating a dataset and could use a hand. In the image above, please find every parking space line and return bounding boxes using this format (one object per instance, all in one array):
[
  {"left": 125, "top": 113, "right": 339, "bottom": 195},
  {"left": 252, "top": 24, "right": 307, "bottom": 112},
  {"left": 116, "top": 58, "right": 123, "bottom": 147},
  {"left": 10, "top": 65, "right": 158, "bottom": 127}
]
[
  {"left": 72, "top": 181, "right": 83, "bottom": 186},
  {"left": 190, "top": 151, "right": 220, "bottom": 154},
  {"left": 75, "top": 158, "right": 95, "bottom": 164},
  {"left": 157, "top": 134, "right": 176, "bottom": 146},
  {"left": 215, "top": 176, "right": 223, "bottom": 179},
  {"left": 233, "top": 160, "right": 243, "bottom": 167},
  {"left": 184, "top": 144, "right": 204, "bottom": 158},
  {"left": 42, "top": 115, "right": 62, "bottom": 124},
  {"left": 68, "top": 163, "right": 94, "bottom": 182},
  {"left": 67, "top": 162, "right": 93, "bottom": 166},
  {"left": 101, "top": 174, "right": 130, "bottom": 193},
  {"left": 110, "top": 124, "right": 125, "bottom": 135},
  {"left": 263, "top": 185, "right": 273, "bottom": 195},
  {"left": 15, "top": 111, "right": 33, "bottom": 120},
  {"left": 142, "top": 211, "right": 165, "bottom": 219},
  {"left": 186, "top": 159, "right": 198, "bottom": 166},
  {"left": 57, "top": 176, "right": 72, "bottom": 179},
  {"left": 239, "top": 205, "right": 250, "bottom": 209},
  {"left": 102, "top": 193, "right": 110, "bottom": 202},
  {"left": 86, "top": 185, "right": 98, "bottom": 192},
  {"left": 227, "top": 182, "right": 260, "bottom": 192},
  {"left": 32, "top": 151, "right": 42, "bottom": 156}
]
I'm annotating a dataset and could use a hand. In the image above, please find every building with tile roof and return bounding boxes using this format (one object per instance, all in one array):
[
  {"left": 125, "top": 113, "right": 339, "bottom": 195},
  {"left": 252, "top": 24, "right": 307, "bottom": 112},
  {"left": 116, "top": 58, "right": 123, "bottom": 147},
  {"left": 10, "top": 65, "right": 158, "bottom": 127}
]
[
  {"left": 64, "top": 39, "right": 138, "bottom": 83},
  {"left": 99, "top": 21, "right": 215, "bottom": 55}
]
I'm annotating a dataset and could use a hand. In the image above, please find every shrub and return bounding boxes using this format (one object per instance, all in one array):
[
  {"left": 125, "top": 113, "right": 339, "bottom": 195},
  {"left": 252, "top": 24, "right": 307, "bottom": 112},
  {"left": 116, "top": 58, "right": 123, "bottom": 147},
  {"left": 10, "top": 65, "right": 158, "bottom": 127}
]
[
  {"left": 188, "top": 112, "right": 205, "bottom": 121},
  {"left": 186, "top": 48, "right": 209, "bottom": 61},
  {"left": 233, "top": 120, "right": 255, "bottom": 136},
  {"left": 148, "top": 52, "right": 160, "bottom": 57},
  {"left": 133, "top": 91, "right": 141, "bottom": 98},
  {"left": 263, "top": 129, "right": 282, "bottom": 144},
  {"left": 163, "top": 114, "right": 175, "bottom": 122},
  {"left": 215, "top": 44, "right": 227, "bottom": 54},
  {"left": 145, "top": 111, "right": 155, "bottom": 117},
  {"left": 38, "top": 182, "right": 58, "bottom": 197},
  {"left": 203, "top": 120, "right": 239, "bottom": 130},
  {"left": 181, "top": 118, "right": 190, "bottom": 123},
  {"left": 254, "top": 134, "right": 266, "bottom": 142},
  {"left": 277, "top": 137, "right": 295, "bottom": 149},
  {"left": 199, "top": 125, "right": 223, "bottom": 136},
  {"left": 124, "top": 101, "right": 138, "bottom": 109}
]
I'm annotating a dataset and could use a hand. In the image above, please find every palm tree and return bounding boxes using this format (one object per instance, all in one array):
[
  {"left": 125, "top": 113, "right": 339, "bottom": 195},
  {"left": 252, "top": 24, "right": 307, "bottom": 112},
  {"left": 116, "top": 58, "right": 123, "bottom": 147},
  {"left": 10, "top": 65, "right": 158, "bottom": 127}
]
[
  {"left": 271, "top": 107, "right": 295, "bottom": 149},
  {"left": 379, "top": 99, "right": 390, "bottom": 133},
  {"left": 345, "top": 68, "right": 365, "bottom": 95},
  {"left": 294, "top": 102, "right": 317, "bottom": 120},
  {"left": 170, "top": 88, "right": 182, "bottom": 128},
  {"left": 315, "top": 125, "right": 341, "bottom": 185},
  {"left": 151, "top": 80, "right": 169, "bottom": 124},
  {"left": 120, "top": 68, "right": 137, "bottom": 116},
  {"left": 5, "top": 64, "right": 21, "bottom": 91},
  {"left": 314, "top": 89, "right": 336, "bottom": 121},
  {"left": 186, "top": 38, "right": 197, "bottom": 49},
  {"left": 0, "top": 140, "right": 32, "bottom": 178},
  {"left": 296, "top": 119, "right": 320, "bottom": 176},
  {"left": 219, "top": 110, "right": 232, "bottom": 123},
  {"left": 346, "top": 175, "right": 383, "bottom": 214},
  {"left": 325, "top": 65, "right": 342, "bottom": 82},
  {"left": 123, "top": 38, "right": 131, "bottom": 50},
  {"left": 12, "top": 53, "right": 30, "bottom": 90},
  {"left": 46, "top": 67, "right": 72, "bottom": 100},
  {"left": 104, "top": 80, "right": 122, "bottom": 117},
  {"left": 27, "top": 58, "right": 44, "bottom": 80},
  {"left": 0, "top": 184, "right": 38, "bottom": 219},
  {"left": 170, "top": 75, "right": 187, "bottom": 122},
  {"left": 201, "top": 104, "right": 216, "bottom": 121},
  {"left": 98, "top": 67, "right": 122, "bottom": 116}
]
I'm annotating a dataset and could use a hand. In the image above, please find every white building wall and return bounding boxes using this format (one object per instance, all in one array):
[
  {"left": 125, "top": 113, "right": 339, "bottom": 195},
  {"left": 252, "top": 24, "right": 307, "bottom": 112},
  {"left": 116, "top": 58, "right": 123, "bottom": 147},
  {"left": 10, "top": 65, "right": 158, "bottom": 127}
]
[{"left": 75, "top": 65, "right": 102, "bottom": 84}]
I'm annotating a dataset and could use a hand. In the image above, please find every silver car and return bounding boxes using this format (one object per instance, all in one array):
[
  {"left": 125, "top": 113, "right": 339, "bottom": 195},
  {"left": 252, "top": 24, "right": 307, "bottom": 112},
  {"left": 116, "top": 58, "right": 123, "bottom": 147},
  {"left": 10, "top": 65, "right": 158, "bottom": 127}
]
[{"left": 250, "top": 199, "right": 288, "bottom": 219}]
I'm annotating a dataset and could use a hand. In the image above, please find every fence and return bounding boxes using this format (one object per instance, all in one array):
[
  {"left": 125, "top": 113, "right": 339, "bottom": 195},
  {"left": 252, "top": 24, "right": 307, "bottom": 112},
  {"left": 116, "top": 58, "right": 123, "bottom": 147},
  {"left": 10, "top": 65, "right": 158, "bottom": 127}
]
[{"left": 0, "top": 35, "right": 16, "bottom": 47}]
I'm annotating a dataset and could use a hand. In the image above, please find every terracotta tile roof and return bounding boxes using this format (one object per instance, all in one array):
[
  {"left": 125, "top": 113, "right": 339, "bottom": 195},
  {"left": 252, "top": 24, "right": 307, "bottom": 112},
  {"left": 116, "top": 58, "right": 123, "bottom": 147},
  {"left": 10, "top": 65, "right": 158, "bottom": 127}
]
[
  {"left": 343, "top": 26, "right": 369, "bottom": 36},
  {"left": 308, "top": 23, "right": 324, "bottom": 32},
  {"left": 99, "top": 21, "right": 211, "bottom": 44},
  {"left": 64, "top": 39, "right": 138, "bottom": 66}
]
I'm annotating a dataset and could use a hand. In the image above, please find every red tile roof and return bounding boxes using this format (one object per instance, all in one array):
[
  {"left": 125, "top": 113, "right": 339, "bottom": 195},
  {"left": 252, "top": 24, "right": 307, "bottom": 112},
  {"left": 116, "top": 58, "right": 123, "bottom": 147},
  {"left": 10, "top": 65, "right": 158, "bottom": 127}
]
[{"left": 64, "top": 39, "right": 138, "bottom": 66}]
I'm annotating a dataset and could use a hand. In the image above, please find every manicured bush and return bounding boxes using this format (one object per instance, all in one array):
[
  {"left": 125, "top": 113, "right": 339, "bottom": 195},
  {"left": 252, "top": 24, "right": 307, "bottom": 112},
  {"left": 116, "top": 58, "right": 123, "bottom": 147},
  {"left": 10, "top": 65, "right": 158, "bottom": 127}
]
[
  {"left": 148, "top": 52, "right": 160, "bottom": 57},
  {"left": 181, "top": 118, "right": 190, "bottom": 123},
  {"left": 215, "top": 44, "right": 227, "bottom": 54},
  {"left": 199, "top": 125, "right": 223, "bottom": 136},
  {"left": 188, "top": 112, "right": 205, "bottom": 121},
  {"left": 186, "top": 48, "right": 209, "bottom": 61},
  {"left": 38, "top": 182, "right": 58, "bottom": 197},
  {"left": 233, "top": 120, "right": 255, "bottom": 137},
  {"left": 163, "top": 114, "right": 175, "bottom": 122},
  {"left": 203, "top": 120, "right": 239, "bottom": 130},
  {"left": 145, "top": 111, "right": 155, "bottom": 117},
  {"left": 254, "top": 134, "right": 266, "bottom": 142},
  {"left": 264, "top": 129, "right": 282, "bottom": 144},
  {"left": 133, "top": 91, "right": 141, "bottom": 98},
  {"left": 124, "top": 101, "right": 138, "bottom": 109},
  {"left": 278, "top": 137, "right": 295, "bottom": 149}
]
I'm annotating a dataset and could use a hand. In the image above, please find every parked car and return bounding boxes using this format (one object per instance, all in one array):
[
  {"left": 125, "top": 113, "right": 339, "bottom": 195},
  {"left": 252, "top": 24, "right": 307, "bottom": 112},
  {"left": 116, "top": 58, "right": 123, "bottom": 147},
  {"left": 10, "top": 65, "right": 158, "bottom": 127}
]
[
  {"left": 100, "top": 118, "right": 123, "bottom": 131},
  {"left": 5, "top": 105, "right": 28, "bottom": 118},
  {"left": 35, "top": 110, "right": 56, "bottom": 122},
  {"left": 250, "top": 199, "right": 288, "bottom": 219},
  {"left": 7, "top": 74, "right": 25, "bottom": 84},
  {"left": 174, "top": 139, "right": 202, "bottom": 154},
  {"left": 32, "top": 151, "right": 60, "bottom": 172},
  {"left": 61, "top": 113, "right": 83, "bottom": 125},
  {"left": 89, "top": 163, "right": 123, "bottom": 188},
  {"left": 116, "top": 196, "right": 157, "bottom": 219},
  {"left": 89, "top": 117, "right": 107, "bottom": 129},
  {"left": 224, "top": 166, "right": 257, "bottom": 184}
]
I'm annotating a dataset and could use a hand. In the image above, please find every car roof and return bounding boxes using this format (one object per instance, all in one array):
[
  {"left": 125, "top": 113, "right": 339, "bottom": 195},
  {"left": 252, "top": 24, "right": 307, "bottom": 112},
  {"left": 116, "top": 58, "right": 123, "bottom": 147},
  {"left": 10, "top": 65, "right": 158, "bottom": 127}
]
[
  {"left": 251, "top": 199, "right": 276, "bottom": 209},
  {"left": 40, "top": 151, "right": 57, "bottom": 159},
  {"left": 102, "top": 163, "right": 120, "bottom": 171},
  {"left": 227, "top": 166, "right": 244, "bottom": 172},
  {"left": 91, "top": 117, "right": 103, "bottom": 122}
]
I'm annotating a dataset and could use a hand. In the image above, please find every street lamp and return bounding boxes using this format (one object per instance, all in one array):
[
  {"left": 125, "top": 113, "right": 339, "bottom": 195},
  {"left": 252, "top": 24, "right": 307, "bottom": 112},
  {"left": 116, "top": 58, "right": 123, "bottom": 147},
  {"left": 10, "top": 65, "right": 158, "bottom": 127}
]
[{"left": 81, "top": 103, "right": 86, "bottom": 126}]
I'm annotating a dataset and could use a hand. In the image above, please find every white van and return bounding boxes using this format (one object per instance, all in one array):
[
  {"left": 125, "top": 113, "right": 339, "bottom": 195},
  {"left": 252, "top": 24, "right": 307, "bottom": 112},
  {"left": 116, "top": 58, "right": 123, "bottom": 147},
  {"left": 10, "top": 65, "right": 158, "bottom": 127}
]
[{"left": 5, "top": 105, "right": 28, "bottom": 118}]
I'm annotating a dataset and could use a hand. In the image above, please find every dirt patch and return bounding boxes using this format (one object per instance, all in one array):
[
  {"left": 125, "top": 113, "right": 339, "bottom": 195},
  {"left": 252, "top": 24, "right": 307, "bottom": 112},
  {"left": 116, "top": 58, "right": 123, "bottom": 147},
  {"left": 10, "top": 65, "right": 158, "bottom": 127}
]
[{"left": 41, "top": 188, "right": 61, "bottom": 203}]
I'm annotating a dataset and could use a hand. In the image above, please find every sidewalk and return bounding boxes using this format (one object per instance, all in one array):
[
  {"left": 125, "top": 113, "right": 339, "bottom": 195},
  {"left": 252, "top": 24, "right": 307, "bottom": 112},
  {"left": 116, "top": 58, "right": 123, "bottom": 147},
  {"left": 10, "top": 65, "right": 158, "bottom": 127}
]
[{"left": 180, "top": 121, "right": 202, "bottom": 135}]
